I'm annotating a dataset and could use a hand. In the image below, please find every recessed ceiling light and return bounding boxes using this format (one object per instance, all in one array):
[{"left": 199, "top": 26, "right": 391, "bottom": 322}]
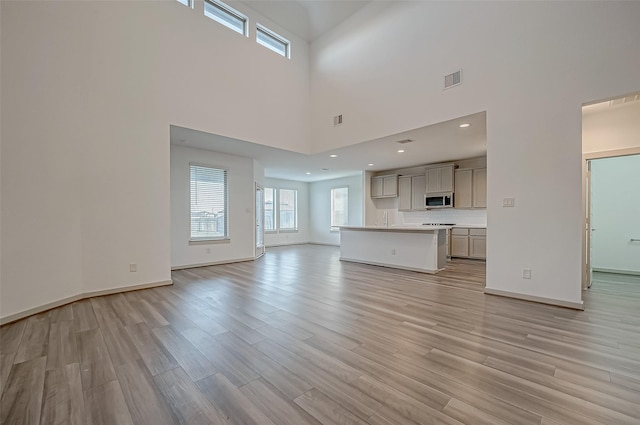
[
  {"left": 397, "top": 149, "right": 405, "bottom": 153},
  {"left": 459, "top": 123, "right": 470, "bottom": 128},
  {"left": 330, "top": 154, "right": 338, "bottom": 158},
  {"left": 368, "top": 163, "right": 374, "bottom": 167},
  {"left": 305, "top": 172, "right": 311, "bottom": 175}
]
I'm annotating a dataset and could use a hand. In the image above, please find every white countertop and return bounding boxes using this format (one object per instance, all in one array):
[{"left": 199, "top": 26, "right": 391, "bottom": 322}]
[
  {"left": 340, "top": 225, "right": 453, "bottom": 232},
  {"left": 453, "top": 224, "right": 487, "bottom": 229}
]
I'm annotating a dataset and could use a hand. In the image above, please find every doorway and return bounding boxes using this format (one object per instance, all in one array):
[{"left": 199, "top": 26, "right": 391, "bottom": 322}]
[
  {"left": 585, "top": 154, "right": 640, "bottom": 288},
  {"left": 581, "top": 93, "right": 640, "bottom": 292}
]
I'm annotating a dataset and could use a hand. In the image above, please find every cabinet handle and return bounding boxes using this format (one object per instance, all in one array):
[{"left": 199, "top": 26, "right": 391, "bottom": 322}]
[{"left": 631, "top": 238, "right": 640, "bottom": 242}]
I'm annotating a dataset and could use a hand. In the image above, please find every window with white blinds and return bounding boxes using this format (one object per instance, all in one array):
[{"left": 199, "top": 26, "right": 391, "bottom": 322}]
[
  {"left": 279, "top": 189, "right": 297, "bottom": 230},
  {"left": 190, "top": 164, "right": 228, "bottom": 241},
  {"left": 331, "top": 187, "right": 348, "bottom": 231},
  {"left": 264, "top": 187, "right": 275, "bottom": 231}
]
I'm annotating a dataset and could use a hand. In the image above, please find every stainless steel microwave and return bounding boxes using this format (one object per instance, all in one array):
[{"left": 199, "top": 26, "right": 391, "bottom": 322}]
[{"left": 425, "top": 192, "right": 453, "bottom": 209}]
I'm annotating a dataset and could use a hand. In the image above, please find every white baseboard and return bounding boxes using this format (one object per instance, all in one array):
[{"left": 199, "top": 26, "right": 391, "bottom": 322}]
[
  {"left": 592, "top": 267, "right": 640, "bottom": 276},
  {"left": 340, "top": 257, "right": 440, "bottom": 274},
  {"left": 484, "top": 288, "right": 585, "bottom": 310},
  {"left": 307, "top": 242, "right": 340, "bottom": 247},
  {"left": 0, "top": 279, "right": 173, "bottom": 325},
  {"left": 265, "top": 241, "right": 310, "bottom": 248},
  {"left": 171, "top": 257, "right": 255, "bottom": 271}
]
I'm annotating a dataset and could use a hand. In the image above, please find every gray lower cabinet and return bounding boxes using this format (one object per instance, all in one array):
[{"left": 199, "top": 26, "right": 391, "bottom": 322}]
[
  {"left": 450, "top": 227, "right": 486, "bottom": 259},
  {"left": 451, "top": 233, "right": 470, "bottom": 257}
]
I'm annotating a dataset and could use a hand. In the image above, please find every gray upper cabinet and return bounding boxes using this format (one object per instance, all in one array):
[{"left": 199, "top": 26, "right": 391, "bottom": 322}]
[
  {"left": 398, "top": 175, "right": 426, "bottom": 211},
  {"left": 411, "top": 175, "right": 426, "bottom": 210},
  {"left": 371, "top": 174, "right": 398, "bottom": 198},
  {"left": 398, "top": 176, "right": 412, "bottom": 210},
  {"left": 454, "top": 167, "right": 486, "bottom": 209},
  {"left": 426, "top": 165, "right": 454, "bottom": 193},
  {"left": 454, "top": 169, "right": 473, "bottom": 208},
  {"left": 472, "top": 168, "right": 487, "bottom": 208}
]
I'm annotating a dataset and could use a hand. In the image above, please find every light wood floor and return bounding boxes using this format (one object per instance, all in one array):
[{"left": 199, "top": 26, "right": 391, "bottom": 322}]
[{"left": 1, "top": 245, "right": 639, "bottom": 425}]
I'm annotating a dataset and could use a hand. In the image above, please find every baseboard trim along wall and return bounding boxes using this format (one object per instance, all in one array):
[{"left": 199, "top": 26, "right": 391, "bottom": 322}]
[
  {"left": 592, "top": 267, "right": 640, "bottom": 276},
  {"left": 171, "top": 257, "right": 255, "bottom": 271},
  {"left": 484, "top": 288, "right": 585, "bottom": 311},
  {"left": 265, "top": 242, "right": 310, "bottom": 248},
  {"left": 0, "top": 279, "right": 174, "bottom": 325},
  {"left": 308, "top": 242, "right": 341, "bottom": 247}
]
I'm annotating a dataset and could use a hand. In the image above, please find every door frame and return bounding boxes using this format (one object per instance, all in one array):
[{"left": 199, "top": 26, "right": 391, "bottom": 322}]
[
  {"left": 255, "top": 183, "right": 265, "bottom": 259},
  {"left": 581, "top": 147, "right": 640, "bottom": 291}
]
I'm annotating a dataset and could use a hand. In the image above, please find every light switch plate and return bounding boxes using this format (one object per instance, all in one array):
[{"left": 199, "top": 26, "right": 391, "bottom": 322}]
[{"left": 503, "top": 198, "right": 515, "bottom": 207}]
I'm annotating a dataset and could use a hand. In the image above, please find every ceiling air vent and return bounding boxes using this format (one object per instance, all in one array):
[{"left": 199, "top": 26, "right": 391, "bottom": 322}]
[
  {"left": 333, "top": 114, "right": 343, "bottom": 126},
  {"left": 396, "top": 139, "right": 413, "bottom": 144},
  {"left": 444, "top": 70, "right": 462, "bottom": 89}
]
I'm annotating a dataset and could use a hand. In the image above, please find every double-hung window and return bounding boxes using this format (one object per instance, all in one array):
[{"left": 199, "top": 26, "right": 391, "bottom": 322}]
[
  {"left": 256, "top": 24, "right": 290, "bottom": 58},
  {"left": 278, "top": 189, "right": 297, "bottom": 230},
  {"left": 264, "top": 188, "right": 275, "bottom": 231},
  {"left": 190, "top": 164, "right": 228, "bottom": 241},
  {"left": 331, "top": 187, "right": 349, "bottom": 231},
  {"left": 264, "top": 188, "right": 298, "bottom": 232},
  {"left": 205, "top": 0, "right": 248, "bottom": 36}
]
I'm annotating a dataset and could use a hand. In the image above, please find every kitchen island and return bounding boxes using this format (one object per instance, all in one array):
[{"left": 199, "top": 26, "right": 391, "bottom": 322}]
[{"left": 339, "top": 225, "right": 452, "bottom": 274}]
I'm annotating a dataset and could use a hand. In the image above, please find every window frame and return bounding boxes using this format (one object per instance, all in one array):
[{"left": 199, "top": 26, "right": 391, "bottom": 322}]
[
  {"left": 189, "top": 163, "right": 229, "bottom": 243},
  {"left": 264, "top": 187, "right": 276, "bottom": 233},
  {"left": 204, "top": 0, "right": 249, "bottom": 37},
  {"left": 330, "top": 186, "right": 349, "bottom": 232},
  {"left": 278, "top": 188, "right": 298, "bottom": 231},
  {"left": 176, "top": 0, "right": 192, "bottom": 8},
  {"left": 256, "top": 23, "right": 290, "bottom": 58}
]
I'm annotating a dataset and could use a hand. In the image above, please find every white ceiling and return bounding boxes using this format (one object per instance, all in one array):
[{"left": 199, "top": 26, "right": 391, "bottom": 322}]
[
  {"left": 237, "top": 0, "right": 372, "bottom": 42},
  {"left": 170, "top": 111, "right": 487, "bottom": 182}
]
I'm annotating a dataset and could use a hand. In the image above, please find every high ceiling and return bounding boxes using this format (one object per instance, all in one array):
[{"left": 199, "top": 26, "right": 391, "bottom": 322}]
[
  {"left": 237, "top": 0, "right": 372, "bottom": 42},
  {"left": 172, "top": 1, "right": 487, "bottom": 182},
  {"left": 170, "top": 111, "right": 487, "bottom": 182}
]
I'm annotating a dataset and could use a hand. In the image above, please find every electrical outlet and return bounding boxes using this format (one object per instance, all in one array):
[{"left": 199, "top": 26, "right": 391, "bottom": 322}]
[
  {"left": 206, "top": 248, "right": 211, "bottom": 254},
  {"left": 503, "top": 198, "right": 515, "bottom": 207},
  {"left": 129, "top": 263, "right": 137, "bottom": 272},
  {"left": 522, "top": 268, "right": 532, "bottom": 279},
  {"left": 391, "top": 248, "right": 396, "bottom": 255}
]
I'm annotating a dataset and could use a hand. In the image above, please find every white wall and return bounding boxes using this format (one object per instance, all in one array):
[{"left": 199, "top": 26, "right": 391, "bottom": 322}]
[
  {"left": 310, "top": 1, "right": 640, "bottom": 305},
  {"left": 0, "top": 0, "right": 309, "bottom": 319},
  {"left": 170, "top": 145, "right": 257, "bottom": 268},
  {"left": 583, "top": 102, "right": 640, "bottom": 154},
  {"left": 309, "top": 174, "right": 363, "bottom": 245},
  {"left": 590, "top": 155, "right": 640, "bottom": 274},
  {"left": 263, "top": 178, "right": 310, "bottom": 247},
  {"left": 3, "top": 0, "right": 640, "bottom": 319}
]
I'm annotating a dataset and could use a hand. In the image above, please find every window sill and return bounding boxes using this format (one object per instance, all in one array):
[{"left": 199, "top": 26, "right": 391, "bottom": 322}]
[
  {"left": 278, "top": 229, "right": 299, "bottom": 233},
  {"left": 189, "top": 238, "right": 230, "bottom": 245}
]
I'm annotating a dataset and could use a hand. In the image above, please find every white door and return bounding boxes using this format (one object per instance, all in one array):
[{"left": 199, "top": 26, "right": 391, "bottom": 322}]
[
  {"left": 255, "top": 184, "right": 265, "bottom": 258},
  {"left": 590, "top": 155, "right": 640, "bottom": 276}
]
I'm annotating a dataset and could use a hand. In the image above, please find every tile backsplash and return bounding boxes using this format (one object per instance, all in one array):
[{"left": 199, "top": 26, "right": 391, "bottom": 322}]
[{"left": 400, "top": 209, "right": 487, "bottom": 226}]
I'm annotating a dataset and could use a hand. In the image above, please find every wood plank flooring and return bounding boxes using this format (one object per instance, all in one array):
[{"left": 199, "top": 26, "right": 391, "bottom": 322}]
[{"left": 1, "top": 245, "right": 639, "bottom": 425}]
